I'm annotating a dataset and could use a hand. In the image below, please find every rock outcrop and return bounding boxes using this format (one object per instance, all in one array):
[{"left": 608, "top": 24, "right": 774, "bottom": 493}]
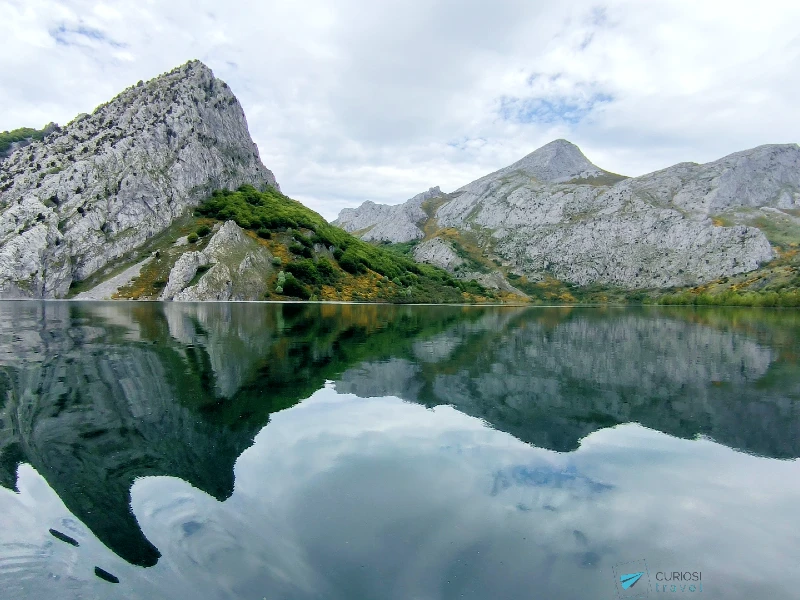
[
  {"left": 0, "top": 60, "right": 279, "bottom": 299},
  {"left": 412, "top": 237, "right": 464, "bottom": 272},
  {"left": 335, "top": 140, "right": 800, "bottom": 289},
  {"left": 334, "top": 186, "right": 441, "bottom": 242},
  {"left": 159, "top": 220, "right": 274, "bottom": 301}
]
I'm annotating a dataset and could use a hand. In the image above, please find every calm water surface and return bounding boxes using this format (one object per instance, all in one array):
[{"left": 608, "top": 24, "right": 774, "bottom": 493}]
[{"left": 0, "top": 301, "right": 798, "bottom": 599}]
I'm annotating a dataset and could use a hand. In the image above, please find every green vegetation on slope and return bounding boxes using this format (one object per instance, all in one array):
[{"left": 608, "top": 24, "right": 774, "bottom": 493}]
[
  {"left": 194, "top": 185, "right": 502, "bottom": 303},
  {"left": 0, "top": 126, "right": 49, "bottom": 155},
  {"left": 658, "top": 289, "right": 800, "bottom": 307}
]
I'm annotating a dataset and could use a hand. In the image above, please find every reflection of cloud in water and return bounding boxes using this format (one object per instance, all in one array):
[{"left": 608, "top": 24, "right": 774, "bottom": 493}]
[
  {"left": 130, "top": 390, "right": 800, "bottom": 599},
  {"left": 2, "top": 385, "right": 800, "bottom": 599}
]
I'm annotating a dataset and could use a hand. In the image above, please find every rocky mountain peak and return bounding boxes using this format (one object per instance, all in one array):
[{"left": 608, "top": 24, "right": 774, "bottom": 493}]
[
  {"left": 0, "top": 59, "right": 279, "bottom": 298},
  {"left": 502, "top": 138, "right": 609, "bottom": 183}
]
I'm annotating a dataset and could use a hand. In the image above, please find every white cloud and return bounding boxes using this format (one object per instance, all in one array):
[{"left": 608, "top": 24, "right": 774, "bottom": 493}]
[{"left": 1, "top": 0, "right": 799, "bottom": 219}]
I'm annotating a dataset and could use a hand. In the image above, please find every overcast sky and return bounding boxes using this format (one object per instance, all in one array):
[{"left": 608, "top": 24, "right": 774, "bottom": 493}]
[{"left": 2, "top": 1, "right": 799, "bottom": 220}]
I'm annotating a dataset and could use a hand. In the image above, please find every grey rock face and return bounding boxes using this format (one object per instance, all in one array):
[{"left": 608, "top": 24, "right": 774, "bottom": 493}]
[
  {"left": 160, "top": 220, "right": 273, "bottom": 301},
  {"left": 455, "top": 270, "right": 527, "bottom": 295},
  {"left": 412, "top": 237, "right": 527, "bottom": 295},
  {"left": 335, "top": 141, "right": 798, "bottom": 289},
  {"left": 412, "top": 237, "right": 465, "bottom": 272},
  {"left": 0, "top": 60, "right": 279, "bottom": 299},
  {"left": 334, "top": 186, "right": 442, "bottom": 243},
  {"left": 460, "top": 139, "right": 617, "bottom": 189}
]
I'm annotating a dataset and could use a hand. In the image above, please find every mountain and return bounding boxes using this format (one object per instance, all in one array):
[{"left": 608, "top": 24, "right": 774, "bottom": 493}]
[
  {"left": 0, "top": 62, "right": 503, "bottom": 303},
  {"left": 75, "top": 184, "right": 502, "bottom": 303},
  {"left": 335, "top": 140, "right": 800, "bottom": 292},
  {"left": 0, "top": 60, "right": 278, "bottom": 299},
  {"left": 334, "top": 186, "right": 442, "bottom": 242}
]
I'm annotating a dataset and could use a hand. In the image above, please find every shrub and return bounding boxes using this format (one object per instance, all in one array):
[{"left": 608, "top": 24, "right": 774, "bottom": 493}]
[
  {"left": 271, "top": 256, "right": 282, "bottom": 266},
  {"left": 187, "top": 232, "right": 199, "bottom": 243},
  {"left": 285, "top": 259, "right": 320, "bottom": 284},
  {"left": 289, "top": 243, "right": 313, "bottom": 258},
  {"left": 275, "top": 286, "right": 283, "bottom": 294},
  {"left": 282, "top": 276, "right": 311, "bottom": 299},
  {"left": 197, "top": 225, "right": 212, "bottom": 236},
  {"left": 193, "top": 184, "right": 491, "bottom": 302},
  {"left": 293, "top": 232, "right": 314, "bottom": 248},
  {"left": 316, "top": 258, "right": 337, "bottom": 283},
  {"left": 257, "top": 228, "right": 271, "bottom": 239},
  {"left": 339, "top": 248, "right": 366, "bottom": 274}
]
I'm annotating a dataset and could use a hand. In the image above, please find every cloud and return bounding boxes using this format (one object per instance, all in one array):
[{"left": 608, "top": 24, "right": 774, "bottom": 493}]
[{"left": 1, "top": 0, "right": 800, "bottom": 219}]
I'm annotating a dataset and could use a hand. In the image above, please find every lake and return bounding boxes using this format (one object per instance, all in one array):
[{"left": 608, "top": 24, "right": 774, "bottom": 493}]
[{"left": 0, "top": 301, "right": 798, "bottom": 599}]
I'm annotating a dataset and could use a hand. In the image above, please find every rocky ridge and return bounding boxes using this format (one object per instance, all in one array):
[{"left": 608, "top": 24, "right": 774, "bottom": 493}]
[
  {"left": 333, "top": 186, "right": 441, "bottom": 242},
  {"left": 335, "top": 140, "right": 800, "bottom": 289},
  {"left": 0, "top": 60, "right": 278, "bottom": 299}
]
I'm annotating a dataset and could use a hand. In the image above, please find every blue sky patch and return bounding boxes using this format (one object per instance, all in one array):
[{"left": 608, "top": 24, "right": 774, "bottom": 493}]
[{"left": 497, "top": 93, "right": 613, "bottom": 125}]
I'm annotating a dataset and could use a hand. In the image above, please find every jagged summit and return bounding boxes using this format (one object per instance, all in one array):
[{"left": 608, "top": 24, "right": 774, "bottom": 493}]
[
  {"left": 333, "top": 185, "right": 444, "bottom": 242},
  {"left": 334, "top": 139, "right": 800, "bottom": 290},
  {"left": 0, "top": 59, "right": 279, "bottom": 298}
]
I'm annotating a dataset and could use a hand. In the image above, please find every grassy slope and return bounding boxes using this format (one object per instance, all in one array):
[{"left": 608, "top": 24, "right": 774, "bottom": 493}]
[{"left": 100, "top": 185, "right": 510, "bottom": 303}]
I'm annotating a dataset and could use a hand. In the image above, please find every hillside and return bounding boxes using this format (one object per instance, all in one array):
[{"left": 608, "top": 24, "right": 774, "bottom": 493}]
[
  {"left": 336, "top": 140, "right": 800, "bottom": 300},
  {"left": 71, "top": 185, "right": 506, "bottom": 303},
  {"left": 0, "top": 124, "right": 59, "bottom": 160}
]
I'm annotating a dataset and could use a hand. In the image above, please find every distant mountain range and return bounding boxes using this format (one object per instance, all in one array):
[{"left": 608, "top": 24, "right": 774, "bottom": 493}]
[
  {"left": 1, "top": 59, "right": 798, "bottom": 302},
  {"left": 335, "top": 139, "right": 800, "bottom": 294}
]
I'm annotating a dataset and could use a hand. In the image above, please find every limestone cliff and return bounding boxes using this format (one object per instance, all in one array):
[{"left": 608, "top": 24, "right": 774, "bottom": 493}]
[
  {"left": 0, "top": 60, "right": 278, "bottom": 299},
  {"left": 333, "top": 186, "right": 441, "bottom": 242},
  {"left": 335, "top": 140, "right": 800, "bottom": 289}
]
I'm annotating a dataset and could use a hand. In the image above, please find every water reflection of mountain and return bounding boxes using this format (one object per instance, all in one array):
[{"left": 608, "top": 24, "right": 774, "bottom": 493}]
[
  {"left": 0, "top": 302, "right": 798, "bottom": 568},
  {"left": 0, "top": 302, "right": 479, "bottom": 566},
  {"left": 338, "top": 307, "right": 800, "bottom": 458}
]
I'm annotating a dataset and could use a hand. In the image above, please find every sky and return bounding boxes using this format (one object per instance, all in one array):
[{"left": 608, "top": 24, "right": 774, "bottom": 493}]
[{"left": 2, "top": 0, "right": 799, "bottom": 221}]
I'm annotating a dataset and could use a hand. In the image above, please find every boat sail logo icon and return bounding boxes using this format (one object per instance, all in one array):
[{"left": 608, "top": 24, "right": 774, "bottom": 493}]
[{"left": 613, "top": 559, "right": 651, "bottom": 598}]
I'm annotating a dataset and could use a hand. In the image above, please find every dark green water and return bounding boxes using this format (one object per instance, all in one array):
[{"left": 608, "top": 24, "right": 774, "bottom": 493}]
[{"left": 0, "top": 301, "right": 798, "bottom": 599}]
